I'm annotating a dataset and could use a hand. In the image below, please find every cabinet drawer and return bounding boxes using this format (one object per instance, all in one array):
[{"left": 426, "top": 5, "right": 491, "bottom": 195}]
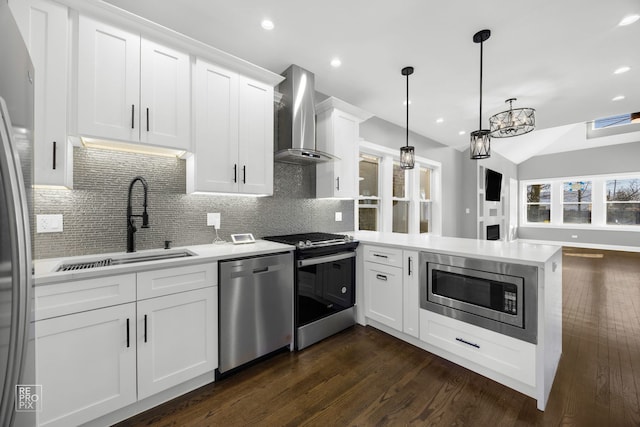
[
  {"left": 363, "top": 245, "right": 403, "bottom": 268},
  {"left": 420, "top": 310, "right": 535, "bottom": 386},
  {"left": 137, "top": 263, "right": 217, "bottom": 299},
  {"left": 35, "top": 274, "right": 136, "bottom": 320}
]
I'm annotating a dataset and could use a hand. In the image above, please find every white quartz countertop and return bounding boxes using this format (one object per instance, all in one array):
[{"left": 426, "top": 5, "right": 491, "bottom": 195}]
[
  {"left": 352, "top": 231, "right": 561, "bottom": 266},
  {"left": 33, "top": 240, "right": 295, "bottom": 286}
]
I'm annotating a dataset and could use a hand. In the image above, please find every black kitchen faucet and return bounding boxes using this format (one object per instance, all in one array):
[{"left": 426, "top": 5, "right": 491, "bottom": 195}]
[{"left": 126, "top": 176, "right": 149, "bottom": 253}]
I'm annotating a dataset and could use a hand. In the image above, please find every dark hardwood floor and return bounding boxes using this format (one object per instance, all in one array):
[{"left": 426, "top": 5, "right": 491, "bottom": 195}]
[{"left": 117, "top": 247, "right": 640, "bottom": 426}]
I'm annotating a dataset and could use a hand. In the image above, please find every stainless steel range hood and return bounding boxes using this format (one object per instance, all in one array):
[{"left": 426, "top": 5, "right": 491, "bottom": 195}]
[{"left": 275, "top": 65, "right": 337, "bottom": 165}]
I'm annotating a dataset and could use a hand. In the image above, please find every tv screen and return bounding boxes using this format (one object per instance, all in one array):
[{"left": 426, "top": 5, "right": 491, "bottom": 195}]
[{"left": 485, "top": 169, "right": 502, "bottom": 201}]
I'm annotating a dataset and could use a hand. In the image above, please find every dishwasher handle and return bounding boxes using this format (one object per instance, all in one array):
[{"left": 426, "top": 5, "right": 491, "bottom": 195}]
[{"left": 298, "top": 251, "right": 355, "bottom": 268}]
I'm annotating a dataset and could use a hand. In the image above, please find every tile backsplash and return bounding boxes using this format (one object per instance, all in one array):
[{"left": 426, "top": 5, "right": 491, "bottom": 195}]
[{"left": 34, "top": 147, "right": 354, "bottom": 259}]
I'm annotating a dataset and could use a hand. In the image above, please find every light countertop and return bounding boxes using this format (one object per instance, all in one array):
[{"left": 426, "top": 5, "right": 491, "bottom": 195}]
[
  {"left": 352, "top": 232, "right": 561, "bottom": 266},
  {"left": 34, "top": 240, "right": 295, "bottom": 286}
]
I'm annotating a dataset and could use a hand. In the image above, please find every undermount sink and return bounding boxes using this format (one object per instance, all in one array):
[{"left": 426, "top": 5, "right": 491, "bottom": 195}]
[{"left": 56, "top": 250, "right": 196, "bottom": 272}]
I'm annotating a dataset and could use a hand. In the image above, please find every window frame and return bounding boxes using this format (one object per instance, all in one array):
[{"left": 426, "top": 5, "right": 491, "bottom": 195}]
[
  {"left": 525, "top": 183, "right": 552, "bottom": 224},
  {"left": 561, "top": 180, "right": 593, "bottom": 225},
  {"left": 520, "top": 173, "right": 640, "bottom": 231},
  {"left": 357, "top": 141, "right": 442, "bottom": 235}
]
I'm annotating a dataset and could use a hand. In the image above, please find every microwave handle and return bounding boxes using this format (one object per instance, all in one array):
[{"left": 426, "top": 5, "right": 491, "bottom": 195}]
[{"left": 298, "top": 252, "right": 355, "bottom": 268}]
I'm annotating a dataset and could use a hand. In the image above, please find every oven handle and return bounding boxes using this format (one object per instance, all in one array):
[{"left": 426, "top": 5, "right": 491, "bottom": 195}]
[{"left": 298, "top": 251, "right": 355, "bottom": 267}]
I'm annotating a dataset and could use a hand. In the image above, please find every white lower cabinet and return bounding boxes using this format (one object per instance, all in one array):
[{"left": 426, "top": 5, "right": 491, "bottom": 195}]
[
  {"left": 34, "top": 263, "right": 218, "bottom": 426},
  {"left": 402, "top": 250, "right": 420, "bottom": 338},
  {"left": 137, "top": 287, "right": 217, "bottom": 400},
  {"left": 364, "top": 246, "right": 419, "bottom": 336},
  {"left": 420, "top": 309, "right": 536, "bottom": 387},
  {"left": 364, "top": 262, "right": 403, "bottom": 330},
  {"left": 36, "top": 303, "right": 137, "bottom": 427}
]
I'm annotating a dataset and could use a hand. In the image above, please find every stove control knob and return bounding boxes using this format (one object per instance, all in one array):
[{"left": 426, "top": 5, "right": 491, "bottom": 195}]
[
  {"left": 305, "top": 240, "right": 312, "bottom": 247},
  {"left": 297, "top": 241, "right": 306, "bottom": 248}
]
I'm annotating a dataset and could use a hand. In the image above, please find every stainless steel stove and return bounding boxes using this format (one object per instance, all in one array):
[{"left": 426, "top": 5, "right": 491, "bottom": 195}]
[{"left": 263, "top": 232, "right": 358, "bottom": 349}]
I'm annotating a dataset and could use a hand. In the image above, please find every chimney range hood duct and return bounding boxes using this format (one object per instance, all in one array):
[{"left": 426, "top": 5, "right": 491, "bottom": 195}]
[{"left": 275, "top": 65, "right": 337, "bottom": 165}]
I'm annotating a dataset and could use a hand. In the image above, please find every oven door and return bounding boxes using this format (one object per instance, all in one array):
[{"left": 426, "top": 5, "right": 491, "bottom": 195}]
[
  {"left": 296, "top": 251, "right": 355, "bottom": 326},
  {"left": 427, "top": 263, "right": 524, "bottom": 328}
]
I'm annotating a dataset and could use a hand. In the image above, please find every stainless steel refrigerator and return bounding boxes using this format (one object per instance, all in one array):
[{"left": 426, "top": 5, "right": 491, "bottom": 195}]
[{"left": 0, "top": 2, "right": 36, "bottom": 426}]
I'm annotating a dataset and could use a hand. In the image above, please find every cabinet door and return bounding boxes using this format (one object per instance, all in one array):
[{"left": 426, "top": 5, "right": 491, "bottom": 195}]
[
  {"left": 77, "top": 16, "right": 140, "bottom": 142},
  {"left": 139, "top": 38, "right": 190, "bottom": 150},
  {"left": 238, "top": 76, "right": 273, "bottom": 195},
  {"left": 137, "top": 287, "right": 217, "bottom": 400},
  {"left": 364, "top": 261, "right": 403, "bottom": 331},
  {"left": 36, "top": 303, "right": 136, "bottom": 427},
  {"left": 316, "top": 109, "right": 359, "bottom": 198},
  {"left": 403, "top": 250, "right": 420, "bottom": 338},
  {"left": 188, "top": 60, "right": 239, "bottom": 193},
  {"left": 11, "top": 0, "right": 72, "bottom": 187}
]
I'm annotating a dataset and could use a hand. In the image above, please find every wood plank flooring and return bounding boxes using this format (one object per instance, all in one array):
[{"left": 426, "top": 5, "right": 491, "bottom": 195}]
[{"left": 117, "top": 247, "right": 640, "bottom": 426}]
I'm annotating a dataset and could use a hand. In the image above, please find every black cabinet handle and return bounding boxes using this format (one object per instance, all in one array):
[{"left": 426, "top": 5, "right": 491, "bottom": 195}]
[
  {"left": 336, "top": 177, "right": 340, "bottom": 191},
  {"left": 126, "top": 318, "right": 130, "bottom": 348},
  {"left": 242, "top": 166, "right": 246, "bottom": 184},
  {"left": 233, "top": 164, "right": 237, "bottom": 183},
  {"left": 373, "top": 254, "right": 388, "bottom": 259},
  {"left": 52, "top": 141, "right": 56, "bottom": 170},
  {"left": 408, "top": 257, "right": 412, "bottom": 276},
  {"left": 376, "top": 274, "right": 388, "bottom": 281},
  {"left": 146, "top": 108, "right": 149, "bottom": 132},
  {"left": 144, "top": 314, "right": 148, "bottom": 343},
  {"left": 456, "top": 337, "right": 480, "bottom": 349},
  {"left": 131, "top": 104, "right": 135, "bottom": 129}
]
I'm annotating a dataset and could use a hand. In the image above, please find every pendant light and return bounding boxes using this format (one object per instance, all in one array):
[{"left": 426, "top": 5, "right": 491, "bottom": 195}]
[
  {"left": 400, "top": 66, "right": 415, "bottom": 169},
  {"left": 489, "top": 98, "right": 536, "bottom": 137},
  {"left": 470, "top": 30, "right": 491, "bottom": 160}
]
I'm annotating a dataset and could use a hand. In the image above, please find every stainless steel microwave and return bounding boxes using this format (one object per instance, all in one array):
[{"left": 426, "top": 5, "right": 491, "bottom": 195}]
[{"left": 419, "top": 252, "right": 538, "bottom": 344}]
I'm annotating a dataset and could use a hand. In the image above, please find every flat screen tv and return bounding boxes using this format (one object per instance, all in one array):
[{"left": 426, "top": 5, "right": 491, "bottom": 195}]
[{"left": 485, "top": 168, "right": 502, "bottom": 201}]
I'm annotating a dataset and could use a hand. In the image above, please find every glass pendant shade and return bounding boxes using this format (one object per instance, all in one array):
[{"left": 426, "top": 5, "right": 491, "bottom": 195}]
[
  {"left": 470, "top": 129, "right": 491, "bottom": 159},
  {"left": 470, "top": 29, "right": 491, "bottom": 160},
  {"left": 400, "top": 66, "right": 415, "bottom": 169},
  {"left": 489, "top": 98, "right": 535, "bottom": 137},
  {"left": 400, "top": 145, "right": 415, "bottom": 169}
]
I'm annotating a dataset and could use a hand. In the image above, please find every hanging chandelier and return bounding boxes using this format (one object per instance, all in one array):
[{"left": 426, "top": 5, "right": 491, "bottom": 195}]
[
  {"left": 470, "top": 29, "right": 491, "bottom": 160},
  {"left": 400, "top": 66, "right": 415, "bottom": 169},
  {"left": 489, "top": 98, "right": 535, "bottom": 137}
]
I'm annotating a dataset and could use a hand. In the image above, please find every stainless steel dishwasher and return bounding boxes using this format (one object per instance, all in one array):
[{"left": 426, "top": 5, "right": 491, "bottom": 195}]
[{"left": 218, "top": 252, "right": 294, "bottom": 374}]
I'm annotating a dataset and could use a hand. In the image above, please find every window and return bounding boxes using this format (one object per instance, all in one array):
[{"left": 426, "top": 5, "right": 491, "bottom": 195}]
[
  {"left": 526, "top": 184, "right": 551, "bottom": 223},
  {"left": 522, "top": 174, "right": 640, "bottom": 230},
  {"left": 419, "top": 167, "right": 431, "bottom": 233},
  {"left": 358, "top": 154, "right": 381, "bottom": 231},
  {"left": 356, "top": 141, "right": 441, "bottom": 235},
  {"left": 392, "top": 162, "right": 409, "bottom": 233},
  {"left": 563, "top": 181, "right": 592, "bottom": 224},
  {"left": 606, "top": 178, "right": 640, "bottom": 225}
]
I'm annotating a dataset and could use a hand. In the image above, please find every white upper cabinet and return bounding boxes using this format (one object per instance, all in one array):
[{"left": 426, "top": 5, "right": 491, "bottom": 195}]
[
  {"left": 315, "top": 97, "right": 372, "bottom": 199},
  {"left": 10, "top": 0, "right": 73, "bottom": 187},
  {"left": 76, "top": 16, "right": 190, "bottom": 150},
  {"left": 187, "top": 59, "right": 273, "bottom": 195},
  {"left": 237, "top": 76, "right": 274, "bottom": 195}
]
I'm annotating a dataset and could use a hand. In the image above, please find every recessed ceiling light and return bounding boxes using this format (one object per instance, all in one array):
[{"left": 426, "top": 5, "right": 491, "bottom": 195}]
[
  {"left": 459, "top": 131, "right": 466, "bottom": 135},
  {"left": 403, "top": 100, "right": 412, "bottom": 106},
  {"left": 330, "top": 58, "right": 342, "bottom": 68},
  {"left": 261, "top": 19, "right": 274, "bottom": 30},
  {"left": 614, "top": 66, "right": 631, "bottom": 74},
  {"left": 612, "top": 95, "right": 625, "bottom": 101},
  {"left": 436, "top": 118, "right": 444, "bottom": 124},
  {"left": 619, "top": 14, "right": 640, "bottom": 26}
]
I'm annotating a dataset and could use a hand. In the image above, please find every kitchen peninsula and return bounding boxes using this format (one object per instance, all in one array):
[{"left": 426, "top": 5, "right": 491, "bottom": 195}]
[{"left": 353, "top": 232, "right": 562, "bottom": 411}]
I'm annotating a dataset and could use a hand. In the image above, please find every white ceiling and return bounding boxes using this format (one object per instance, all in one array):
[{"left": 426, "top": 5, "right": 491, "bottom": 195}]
[{"left": 104, "top": 0, "right": 640, "bottom": 163}]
